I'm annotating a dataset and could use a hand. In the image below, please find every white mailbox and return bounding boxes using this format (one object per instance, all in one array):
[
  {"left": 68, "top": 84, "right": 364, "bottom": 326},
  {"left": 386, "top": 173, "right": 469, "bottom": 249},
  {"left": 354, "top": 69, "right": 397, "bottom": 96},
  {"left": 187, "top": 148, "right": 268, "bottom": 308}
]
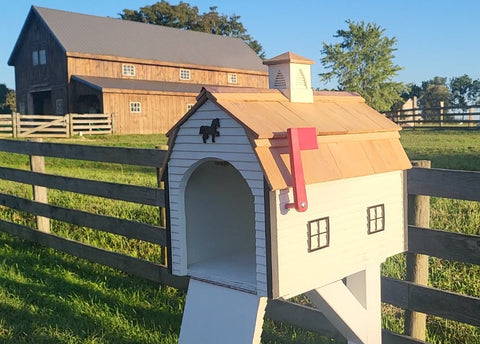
[{"left": 164, "top": 52, "right": 411, "bottom": 344}]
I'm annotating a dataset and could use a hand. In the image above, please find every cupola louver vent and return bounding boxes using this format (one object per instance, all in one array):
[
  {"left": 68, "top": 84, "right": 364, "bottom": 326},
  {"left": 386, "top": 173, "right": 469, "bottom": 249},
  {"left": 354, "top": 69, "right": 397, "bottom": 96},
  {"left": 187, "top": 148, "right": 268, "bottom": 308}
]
[{"left": 274, "top": 70, "right": 286, "bottom": 88}]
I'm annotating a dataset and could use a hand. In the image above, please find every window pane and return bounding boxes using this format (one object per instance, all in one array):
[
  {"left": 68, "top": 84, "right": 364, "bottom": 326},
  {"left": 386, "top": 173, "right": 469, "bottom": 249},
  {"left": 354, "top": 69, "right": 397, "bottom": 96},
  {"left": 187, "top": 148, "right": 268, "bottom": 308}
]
[
  {"left": 180, "top": 69, "right": 191, "bottom": 80},
  {"left": 39, "top": 50, "right": 46, "bottom": 64},
  {"left": 32, "top": 51, "right": 39, "bottom": 66},
  {"left": 130, "top": 102, "right": 141, "bottom": 113}
]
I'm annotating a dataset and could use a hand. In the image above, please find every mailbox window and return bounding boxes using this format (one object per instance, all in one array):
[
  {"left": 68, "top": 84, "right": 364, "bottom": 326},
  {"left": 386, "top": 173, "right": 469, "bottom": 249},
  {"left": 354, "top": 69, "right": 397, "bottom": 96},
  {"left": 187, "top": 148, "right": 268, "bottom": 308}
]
[
  {"left": 367, "top": 204, "right": 385, "bottom": 234},
  {"left": 308, "top": 217, "right": 330, "bottom": 252}
]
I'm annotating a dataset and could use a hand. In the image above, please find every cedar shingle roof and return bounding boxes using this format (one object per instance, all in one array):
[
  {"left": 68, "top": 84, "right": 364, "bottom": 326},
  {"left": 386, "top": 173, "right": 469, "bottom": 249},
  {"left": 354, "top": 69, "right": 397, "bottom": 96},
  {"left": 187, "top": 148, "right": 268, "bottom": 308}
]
[
  {"left": 168, "top": 87, "right": 411, "bottom": 190},
  {"left": 9, "top": 6, "right": 267, "bottom": 73}
]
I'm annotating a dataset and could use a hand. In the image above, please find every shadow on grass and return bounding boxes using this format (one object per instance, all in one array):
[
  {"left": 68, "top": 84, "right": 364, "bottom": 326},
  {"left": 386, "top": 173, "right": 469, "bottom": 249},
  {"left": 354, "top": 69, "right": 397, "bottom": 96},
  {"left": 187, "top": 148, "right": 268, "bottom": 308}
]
[{"left": 0, "top": 232, "right": 183, "bottom": 344}]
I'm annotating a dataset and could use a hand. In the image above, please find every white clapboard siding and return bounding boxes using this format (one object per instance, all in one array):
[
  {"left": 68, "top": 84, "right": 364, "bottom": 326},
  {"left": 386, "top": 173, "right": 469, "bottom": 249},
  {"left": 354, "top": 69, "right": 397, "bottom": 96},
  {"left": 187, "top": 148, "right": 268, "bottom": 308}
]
[
  {"left": 274, "top": 170, "right": 406, "bottom": 298},
  {"left": 168, "top": 100, "right": 268, "bottom": 296}
]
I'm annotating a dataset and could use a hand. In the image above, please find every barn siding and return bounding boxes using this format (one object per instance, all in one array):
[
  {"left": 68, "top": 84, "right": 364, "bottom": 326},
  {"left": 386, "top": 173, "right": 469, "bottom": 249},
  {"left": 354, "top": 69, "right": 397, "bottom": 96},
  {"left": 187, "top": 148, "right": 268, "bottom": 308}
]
[
  {"left": 168, "top": 100, "right": 268, "bottom": 296},
  {"left": 67, "top": 56, "right": 268, "bottom": 88},
  {"left": 274, "top": 170, "right": 406, "bottom": 298},
  {"left": 101, "top": 92, "right": 198, "bottom": 134}
]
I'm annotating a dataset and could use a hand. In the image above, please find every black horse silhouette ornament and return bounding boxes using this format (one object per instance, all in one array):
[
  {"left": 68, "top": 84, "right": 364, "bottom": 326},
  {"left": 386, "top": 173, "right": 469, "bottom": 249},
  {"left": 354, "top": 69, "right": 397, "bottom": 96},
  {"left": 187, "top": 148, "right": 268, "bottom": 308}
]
[{"left": 199, "top": 118, "right": 220, "bottom": 143}]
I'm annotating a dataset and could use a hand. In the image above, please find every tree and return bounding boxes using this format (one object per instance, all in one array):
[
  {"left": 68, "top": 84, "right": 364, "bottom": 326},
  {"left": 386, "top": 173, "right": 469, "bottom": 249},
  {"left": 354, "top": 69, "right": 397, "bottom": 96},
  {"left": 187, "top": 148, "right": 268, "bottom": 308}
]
[
  {"left": 0, "top": 84, "right": 15, "bottom": 113},
  {"left": 120, "top": 1, "right": 265, "bottom": 58},
  {"left": 320, "top": 20, "right": 407, "bottom": 112},
  {"left": 418, "top": 77, "right": 450, "bottom": 119},
  {"left": 449, "top": 74, "right": 480, "bottom": 108}
]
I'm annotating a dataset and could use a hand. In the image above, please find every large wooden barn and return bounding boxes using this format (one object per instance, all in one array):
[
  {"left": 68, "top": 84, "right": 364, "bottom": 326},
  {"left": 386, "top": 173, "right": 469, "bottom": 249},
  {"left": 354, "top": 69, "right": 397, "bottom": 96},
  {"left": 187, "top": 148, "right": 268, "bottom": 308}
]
[{"left": 8, "top": 6, "right": 268, "bottom": 134}]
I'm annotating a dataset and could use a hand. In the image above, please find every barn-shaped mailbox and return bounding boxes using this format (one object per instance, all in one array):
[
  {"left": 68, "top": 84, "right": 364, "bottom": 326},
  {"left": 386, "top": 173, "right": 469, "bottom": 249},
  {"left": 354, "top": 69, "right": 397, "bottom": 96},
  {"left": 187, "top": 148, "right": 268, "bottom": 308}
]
[{"left": 164, "top": 52, "right": 411, "bottom": 344}]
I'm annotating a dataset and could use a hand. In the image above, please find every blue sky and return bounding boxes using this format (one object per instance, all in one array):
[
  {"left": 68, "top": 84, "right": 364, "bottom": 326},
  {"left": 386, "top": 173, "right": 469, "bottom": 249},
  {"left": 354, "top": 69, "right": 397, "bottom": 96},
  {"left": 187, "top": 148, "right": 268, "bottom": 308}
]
[{"left": 2, "top": 0, "right": 480, "bottom": 90}]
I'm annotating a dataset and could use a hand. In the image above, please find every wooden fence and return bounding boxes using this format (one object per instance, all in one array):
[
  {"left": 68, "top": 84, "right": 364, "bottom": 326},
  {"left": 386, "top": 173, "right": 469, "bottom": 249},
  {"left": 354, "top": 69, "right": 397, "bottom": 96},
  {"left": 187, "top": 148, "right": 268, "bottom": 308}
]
[
  {"left": 384, "top": 105, "right": 480, "bottom": 129},
  {"left": 0, "top": 113, "right": 113, "bottom": 138},
  {"left": 0, "top": 139, "right": 478, "bottom": 343}
]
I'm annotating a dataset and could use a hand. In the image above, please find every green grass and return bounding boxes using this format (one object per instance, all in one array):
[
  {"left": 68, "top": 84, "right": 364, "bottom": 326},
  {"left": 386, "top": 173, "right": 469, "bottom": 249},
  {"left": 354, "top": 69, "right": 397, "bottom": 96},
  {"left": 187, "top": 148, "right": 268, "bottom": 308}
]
[
  {"left": 0, "top": 131, "right": 479, "bottom": 343},
  {"left": 0, "top": 232, "right": 183, "bottom": 344}
]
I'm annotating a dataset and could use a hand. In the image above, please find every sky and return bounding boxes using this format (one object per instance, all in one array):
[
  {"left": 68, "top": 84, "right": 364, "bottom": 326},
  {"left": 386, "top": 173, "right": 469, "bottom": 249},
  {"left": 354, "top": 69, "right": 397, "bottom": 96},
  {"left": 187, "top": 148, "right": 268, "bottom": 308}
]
[{"left": 2, "top": 0, "right": 480, "bottom": 90}]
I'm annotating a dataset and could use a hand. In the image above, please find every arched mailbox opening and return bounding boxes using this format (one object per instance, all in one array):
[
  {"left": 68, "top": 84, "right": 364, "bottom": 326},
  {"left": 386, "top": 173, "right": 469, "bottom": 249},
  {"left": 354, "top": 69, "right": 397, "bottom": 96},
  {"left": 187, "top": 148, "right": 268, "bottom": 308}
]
[{"left": 184, "top": 160, "right": 256, "bottom": 292}]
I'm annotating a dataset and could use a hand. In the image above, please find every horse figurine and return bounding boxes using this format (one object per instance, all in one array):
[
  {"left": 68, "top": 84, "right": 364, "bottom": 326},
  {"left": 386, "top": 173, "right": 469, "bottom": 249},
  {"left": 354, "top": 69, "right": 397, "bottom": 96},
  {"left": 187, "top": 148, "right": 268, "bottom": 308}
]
[{"left": 199, "top": 118, "right": 220, "bottom": 143}]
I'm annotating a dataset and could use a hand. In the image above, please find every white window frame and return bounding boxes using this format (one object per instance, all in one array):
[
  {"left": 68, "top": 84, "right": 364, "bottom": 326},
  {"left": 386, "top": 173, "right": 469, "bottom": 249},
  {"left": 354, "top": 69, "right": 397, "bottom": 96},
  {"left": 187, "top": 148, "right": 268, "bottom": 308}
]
[
  {"left": 130, "top": 102, "right": 142, "bottom": 113},
  {"left": 180, "top": 69, "right": 191, "bottom": 80},
  {"left": 228, "top": 73, "right": 238, "bottom": 84},
  {"left": 122, "top": 64, "right": 136, "bottom": 77}
]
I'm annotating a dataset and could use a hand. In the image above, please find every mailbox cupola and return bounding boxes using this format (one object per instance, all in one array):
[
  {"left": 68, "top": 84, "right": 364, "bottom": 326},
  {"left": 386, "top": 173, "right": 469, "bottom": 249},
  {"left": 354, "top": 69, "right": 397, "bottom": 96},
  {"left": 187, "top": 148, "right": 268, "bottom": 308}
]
[{"left": 263, "top": 51, "right": 314, "bottom": 103}]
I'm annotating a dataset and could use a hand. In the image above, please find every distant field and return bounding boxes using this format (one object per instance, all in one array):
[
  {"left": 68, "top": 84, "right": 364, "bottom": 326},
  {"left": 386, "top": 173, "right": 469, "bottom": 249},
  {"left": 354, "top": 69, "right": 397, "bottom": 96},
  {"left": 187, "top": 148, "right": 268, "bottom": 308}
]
[{"left": 0, "top": 130, "right": 479, "bottom": 343}]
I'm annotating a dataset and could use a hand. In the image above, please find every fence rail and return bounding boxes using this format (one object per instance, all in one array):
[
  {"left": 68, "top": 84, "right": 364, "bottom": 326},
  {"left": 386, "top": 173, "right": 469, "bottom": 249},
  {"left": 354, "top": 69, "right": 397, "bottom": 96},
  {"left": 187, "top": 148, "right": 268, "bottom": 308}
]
[
  {"left": 0, "top": 140, "right": 478, "bottom": 343},
  {"left": 0, "top": 113, "right": 113, "bottom": 137},
  {"left": 384, "top": 105, "right": 480, "bottom": 129}
]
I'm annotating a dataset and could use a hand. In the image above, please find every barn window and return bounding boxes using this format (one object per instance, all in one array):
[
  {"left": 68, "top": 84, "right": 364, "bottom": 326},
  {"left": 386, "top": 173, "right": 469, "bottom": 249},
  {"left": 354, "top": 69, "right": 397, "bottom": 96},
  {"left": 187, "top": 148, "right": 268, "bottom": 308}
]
[
  {"left": 32, "top": 51, "right": 39, "bottom": 66},
  {"left": 228, "top": 73, "right": 238, "bottom": 84},
  {"left": 39, "top": 50, "right": 47, "bottom": 65},
  {"left": 122, "top": 64, "right": 136, "bottom": 76},
  {"left": 307, "top": 217, "right": 330, "bottom": 252},
  {"left": 367, "top": 204, "right": 385, "bottom": 234},
  {"left": 180, "top": 69, "right": 191, "bottom": 80},
  {"left": 32, "top": 50, "right": 47, "bottom": 66},
  {"left": 130, "top": 102, "right": 141, "bottom": 113}
]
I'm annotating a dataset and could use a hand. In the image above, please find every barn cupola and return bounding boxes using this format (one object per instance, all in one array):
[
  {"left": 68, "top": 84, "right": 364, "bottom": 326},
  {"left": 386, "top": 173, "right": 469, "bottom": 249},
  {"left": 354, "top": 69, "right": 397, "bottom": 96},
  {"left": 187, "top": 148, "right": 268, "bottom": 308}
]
[{"left": 263, "top": 52, "right": 314, "bottom": 103}]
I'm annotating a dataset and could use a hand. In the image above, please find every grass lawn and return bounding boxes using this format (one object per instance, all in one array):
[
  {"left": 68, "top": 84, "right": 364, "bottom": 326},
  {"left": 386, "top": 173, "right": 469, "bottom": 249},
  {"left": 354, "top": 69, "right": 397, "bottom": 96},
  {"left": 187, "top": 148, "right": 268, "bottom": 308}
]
[{"left": 0, "top": 130, "right": 479, "bottom": 343}]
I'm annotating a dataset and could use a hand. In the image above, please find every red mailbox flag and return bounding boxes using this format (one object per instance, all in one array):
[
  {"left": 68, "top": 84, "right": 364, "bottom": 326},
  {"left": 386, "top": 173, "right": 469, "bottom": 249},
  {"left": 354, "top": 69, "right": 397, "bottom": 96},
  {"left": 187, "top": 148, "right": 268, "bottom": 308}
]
[{"left": 285, "top": 127, "right": 318, "bottom": 212}]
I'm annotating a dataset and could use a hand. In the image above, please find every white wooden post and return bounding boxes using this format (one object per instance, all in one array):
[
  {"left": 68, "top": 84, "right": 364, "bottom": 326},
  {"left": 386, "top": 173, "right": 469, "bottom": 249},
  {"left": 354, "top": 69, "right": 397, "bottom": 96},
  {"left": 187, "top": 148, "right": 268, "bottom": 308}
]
[
  {"left": 439, "top": 101, "right": 444, "bottom": 127},
  {"left": 306, "top": 263, "right": 382, "bottom": 344}
]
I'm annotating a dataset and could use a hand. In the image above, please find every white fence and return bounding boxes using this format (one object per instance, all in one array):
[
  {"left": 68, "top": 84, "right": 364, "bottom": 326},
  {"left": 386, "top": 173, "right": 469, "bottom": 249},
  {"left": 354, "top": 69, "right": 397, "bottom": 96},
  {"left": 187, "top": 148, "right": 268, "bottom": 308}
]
[{"left": 0, "top": 113, "right": 113, "bottom": 138}]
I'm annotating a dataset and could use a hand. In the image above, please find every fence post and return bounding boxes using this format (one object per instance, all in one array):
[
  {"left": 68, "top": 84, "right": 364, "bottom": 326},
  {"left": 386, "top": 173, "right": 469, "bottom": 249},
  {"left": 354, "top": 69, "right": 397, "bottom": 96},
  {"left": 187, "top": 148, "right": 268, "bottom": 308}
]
[
  {"left": 13, "top": 113, "right": 19, "bottom": 138},
  {"left": 110, "top": 113, "right": 115, "bottom": 134},
  {"left": 156, "top": 144, "right": 169, "bottom": 265},
  {"left": 29, "top": 138, "right": 51, "bottom": 233},
  {"left": 68, "top": 114, "right": 74, "bottom": 137},
  {"left": 469, "top": 107, "right": 474, "bottom": 127},
  {"left": 439, "top": 101, "right": 444, "bottom": 127},
  {"left": 404, "top": 160, "right": 431, "bottom": 341}
]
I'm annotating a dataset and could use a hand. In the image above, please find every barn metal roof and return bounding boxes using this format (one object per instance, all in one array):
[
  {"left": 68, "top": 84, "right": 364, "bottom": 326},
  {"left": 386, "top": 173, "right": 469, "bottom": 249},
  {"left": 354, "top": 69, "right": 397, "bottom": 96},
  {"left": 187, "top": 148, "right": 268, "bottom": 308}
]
[
  {"left": 168, "top": 87, "right": 411, "bottom": 190},
  {"left": 72, "top": 75, "right": 205, "bottom": 94},
  {"left": 9, "top": 6, "right": 267, "bottom": 73}
]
